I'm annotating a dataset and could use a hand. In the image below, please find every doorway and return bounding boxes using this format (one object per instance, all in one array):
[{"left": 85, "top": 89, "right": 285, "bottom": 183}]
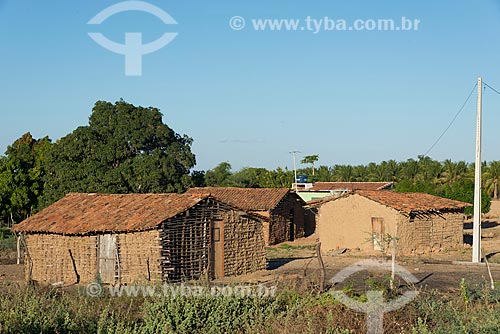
[
  {"left": 210, "top": 220, "right": 224, "bottom": 279},
  {"left": 98, "top": 234, "right": 117, "bottom": 284},
  {"left": 371, "top": 217, "right": 385, "bottom": 251}
]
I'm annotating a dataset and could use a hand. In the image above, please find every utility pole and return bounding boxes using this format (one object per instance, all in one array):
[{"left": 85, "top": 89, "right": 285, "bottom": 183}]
[
  {"left": 290, "top": 151, "right": 300, "bottom": 191},
  {"left": 472, "top": 77, "right": 482, "bottom": 263}
]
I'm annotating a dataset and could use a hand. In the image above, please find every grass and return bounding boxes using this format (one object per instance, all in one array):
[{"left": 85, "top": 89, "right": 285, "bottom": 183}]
[
  {"left": 266, "top": 243, "right": 315, "bottom": 260},
  {"left": 1, "top": 279, "right": 500, "bottom": 333}
]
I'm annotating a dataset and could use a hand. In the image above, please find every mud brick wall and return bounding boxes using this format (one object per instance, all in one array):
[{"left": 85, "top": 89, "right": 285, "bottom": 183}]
[
  {"left": 268, "top": 194, "right": 306, "bottom": 245},
  {"left": 25, "top": 234, "right": 98, "bottom": 284},
  {"left": 161, "top": 200, "right": 266, "bottom": 282},
  {"left": 262, "top": 220, "right": 270, "bottom": 246},
  {"left": 397, "top": 211, "right": 464, "bottom": 255},
  {"left": 221, "top": 211, "right": 266, "bottom": 277},
  {"left": 116, "top": 230, "right": 162, "bottom": 284}
]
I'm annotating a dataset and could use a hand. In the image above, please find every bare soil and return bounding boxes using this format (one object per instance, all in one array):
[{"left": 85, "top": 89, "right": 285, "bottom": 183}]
[{"left": 237, "top": 217, "right": 500, "bottom": 292}]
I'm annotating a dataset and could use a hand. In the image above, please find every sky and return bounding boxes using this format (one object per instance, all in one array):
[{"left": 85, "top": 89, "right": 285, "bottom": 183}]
[{"left": 1, "top": 0, "right": 500, "bottom": 171}]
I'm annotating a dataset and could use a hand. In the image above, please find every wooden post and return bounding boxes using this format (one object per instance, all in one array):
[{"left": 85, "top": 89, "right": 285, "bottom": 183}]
[
  {"left": 390, "top": 237, "right": 397, "bottom": 290},
  {"left": 483, "top": 248, "right": 495, "bottom": 290},
  {"left": 68, "top": 249, "right": 80, "bottom": 284},
  {"left": 17, "top": 235, "right": 21, "bottom": 265},
  {"left": 316, "top": 242, "right": 326, "bottom": 292}
]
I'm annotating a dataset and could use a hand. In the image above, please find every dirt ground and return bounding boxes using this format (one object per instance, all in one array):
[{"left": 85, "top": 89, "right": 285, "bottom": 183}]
[
  {"left": 238, "top": 214, "right": 500, "bottom": 293},
  {"left": 3, "top": 211, "right": 500, "bottom": 292}
]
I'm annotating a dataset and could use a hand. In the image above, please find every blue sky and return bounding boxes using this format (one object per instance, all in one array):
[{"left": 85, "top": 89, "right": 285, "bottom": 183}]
[{"left": 1, "top": 0, "right": 500, "bottom": 171}]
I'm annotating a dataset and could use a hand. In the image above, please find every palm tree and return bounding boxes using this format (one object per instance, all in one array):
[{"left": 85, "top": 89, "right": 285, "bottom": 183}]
[
  {"left": 333, "top": 165, "right": 353, "bottom": 182},
  {"left": 484, "top": 161, "right": 500, "bottom": 199},
  {"left": 417, "top": 155, "right": 442, "bottom": 184},
  {"left": 367, "top": 162, "right": 384, "bottom": 181},
  {"left": 301, "top": 154, "right": 319, "bottom": 176},
  {"left": 383, "top": 160, "right": 400, "bottom": 182},
  {"left": 400, "top": 159, "right": 419, "bottom": 183},
  {"left": 440, "top": 160, "right": 472, "bottom": 185}
]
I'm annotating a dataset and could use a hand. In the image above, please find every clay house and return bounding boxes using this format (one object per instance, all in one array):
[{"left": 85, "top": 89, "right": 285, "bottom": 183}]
[
  {"left": 186, "top": 187, "right": 308, "bottom": 245},
  {"left": 12, "top": 193, "right": 266, "bottom": 285},
  {"left": 296, "top": 182, "right": 393, "bottom": 202},
  {"left": 309, "top": 190, "right": 471, "bottom": 255}
]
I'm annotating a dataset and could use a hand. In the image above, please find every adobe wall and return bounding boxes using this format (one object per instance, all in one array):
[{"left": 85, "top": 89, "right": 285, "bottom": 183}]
[
  {"left": 24, "top": 230, "right": 162, "bottom": 285},
  {"left": 117, "top": 230, "right": 162, "bottom": 284},
  {"left": 268, "top": 194, "right": 306, "bottom": 245},
  {"left": 316, "top": 194, "right": 400, "bottom": 252},
  {"left": 25, "top": 234, "right": 98, "bottom": 284},
  {"left": 221, "top": 211, "right": 266, "bottom": 277},
  {"left": 161, "top": 200, "right": 267, "bottom": 282},
  {"left": 397, "top": 211, "right": 463, "bottom": 255}
]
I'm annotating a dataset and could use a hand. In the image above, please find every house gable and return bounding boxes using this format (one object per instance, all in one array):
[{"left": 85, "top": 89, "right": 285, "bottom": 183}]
[{"left": 317, "top": 193, "right": 401, "bottom": 252}]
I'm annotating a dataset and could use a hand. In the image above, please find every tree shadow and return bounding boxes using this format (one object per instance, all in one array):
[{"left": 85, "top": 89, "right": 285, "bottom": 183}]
[
  {"left": 485, "top": 251, "right": 500, "bottom": 260},
  {"left": 267, "top": 256, "right": 315, "bottom": 270},
  {"left": 464, "top": 221, "right": 499, "bottom": 230}
]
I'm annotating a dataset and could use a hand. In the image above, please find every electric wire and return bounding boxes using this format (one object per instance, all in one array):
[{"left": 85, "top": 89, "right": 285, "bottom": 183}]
[
  {"left": 423, "top": 83, "right": 478, "bottom": 156},
  {"left": 484, "top": 82, "right": 500, "bottom": 96}
]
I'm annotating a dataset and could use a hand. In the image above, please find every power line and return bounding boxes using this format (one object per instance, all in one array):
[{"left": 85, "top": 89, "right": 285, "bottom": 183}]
[
  {"left": 484, "top": 81, "right": 500, "bottom": 96},
  {"left": 423, "top": 83, "right": 477, "bottom": 157}
]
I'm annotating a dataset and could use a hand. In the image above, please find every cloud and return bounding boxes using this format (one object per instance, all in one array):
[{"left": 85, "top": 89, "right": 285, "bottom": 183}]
[{"left": 219, "top": 138, "right": 265, "bottom": 144}]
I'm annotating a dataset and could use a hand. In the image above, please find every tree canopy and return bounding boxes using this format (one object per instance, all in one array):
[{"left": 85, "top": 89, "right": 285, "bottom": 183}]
[
  {"left": 202, "top": 156, "right": 494, "bottom": 213},
  {"left": 1, "top": 101, "right": 498, "bottom": 222},
  {"left": 301, "top": 154, "right": 319, "bottom": 176},
  {"left": 0, "top": 132, "right": 51, "bottom": 224},
  {"left": 41, "top": 100, "right": 195, "bottom": 206}
]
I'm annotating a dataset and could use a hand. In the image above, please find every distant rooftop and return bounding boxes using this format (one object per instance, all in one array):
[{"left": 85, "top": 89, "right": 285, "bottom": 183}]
[
  {"left": 301, "top": 181, "right": 394, "bottom": 192},
  {"left": 186, "top": 187, "right": 294, "bottom": 211}
]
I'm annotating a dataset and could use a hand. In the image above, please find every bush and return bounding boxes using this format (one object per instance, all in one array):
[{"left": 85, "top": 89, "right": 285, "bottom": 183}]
[{"left": 0, "top": 280, "right": 500, "bottom": 333}]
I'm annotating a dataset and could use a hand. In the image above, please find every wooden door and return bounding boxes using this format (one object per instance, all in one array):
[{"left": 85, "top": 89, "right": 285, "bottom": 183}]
[
  {"left": 210, "top": 220, "right": 224, "bottom": 279},
  {"left": 98, "top": 234, "right": 117, "bottom": 284},
  {"left": 371, "top": 218, "right": 385, "bottom": 251}
]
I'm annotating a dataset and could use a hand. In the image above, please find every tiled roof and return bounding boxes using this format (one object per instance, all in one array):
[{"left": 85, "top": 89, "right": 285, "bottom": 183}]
[
  {"left": 309, "top": 190, "right": 471, "bottom": 214},
  {"left": 308, "top": 182, "right": 394, "bottom": 192},
  {"left": 186, "top": 187, "right": 292, "bottom": 211},
  {"left": 12, "top": 193, "right": 208, "bottom": 235}
]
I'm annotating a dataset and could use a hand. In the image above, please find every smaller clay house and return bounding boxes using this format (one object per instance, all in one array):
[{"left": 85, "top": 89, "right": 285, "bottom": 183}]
[
  {"left": 13, "top": 193, "right": 266, "bottom": 285},
  {"left": 186, "top": 187, "right": 307, "bottom": 245},
  {"left": 310, "top": 190, "right": 471, "bottom": 255}
]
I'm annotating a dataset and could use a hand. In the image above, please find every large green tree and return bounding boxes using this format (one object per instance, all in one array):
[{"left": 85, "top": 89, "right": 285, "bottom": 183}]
[
  {"left": 41, "top": 100, "right": 195, "bottom": 206},
  {"left": 0, "top": 132, "right": 52, "bottom": 224}
]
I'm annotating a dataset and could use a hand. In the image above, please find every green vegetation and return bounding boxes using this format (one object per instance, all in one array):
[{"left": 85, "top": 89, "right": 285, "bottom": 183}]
[
  {"left": 300, "top": 155, "right": 319, "bottom": 177},
  {"left": 0, "top": 132, "right": 51, "bottom": 224},
  {"left": 205, "top": 156, "right": 495, "bottom": 213},
  {"left": 0, "top": 100, "right": 196, "bottom": 224},
  {"left": 40, "top": 100, "right": 196, "bottom": 207},
  {"left": 0, "top": 102, "right": 497, "bottom": 224},
  {"left": 1, "top": 280, "right": 500, "bottom": 333}
]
